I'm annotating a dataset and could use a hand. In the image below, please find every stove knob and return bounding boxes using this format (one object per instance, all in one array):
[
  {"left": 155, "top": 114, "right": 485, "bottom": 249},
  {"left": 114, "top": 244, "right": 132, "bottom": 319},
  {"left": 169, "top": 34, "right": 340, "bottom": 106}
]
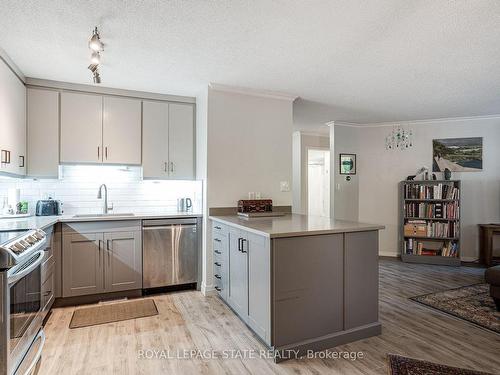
[{"left": 26, "top": 236, "right": 36, "bottom": 245}]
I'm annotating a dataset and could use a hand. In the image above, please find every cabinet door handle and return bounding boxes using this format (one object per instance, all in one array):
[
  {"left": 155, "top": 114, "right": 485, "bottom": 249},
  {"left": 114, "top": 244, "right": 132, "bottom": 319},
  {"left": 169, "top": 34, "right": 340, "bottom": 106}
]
[
  {"left": 214, "top": 250, "right": 221, "bottom": 255},
  {"left": 214, "top": 262, "right": 221, "bottom": 267},
  {"left": 0, "top": 150, "right": 6, "bottom": 163},
  {"left": 214, "top": 274, "right": 222, "bottom": 279},
  {"left": 19, "top": 156, "right": 24, "bottom": 168},
  {"left": 97, "top": 146, "right": 100, "bottom": 160},
  {"left": 214, "top": 226, "right": 222, "bottom": 230},
  {"left": 241, "top": 238, "right": 247, "bottom": 253},
  {"left": 215, "top": 286, "right": 221, "bottom": 292},
  {"left": 214, "top": 238, "right": 221, "bottom": 243},
  {"left": 6, "top": 151, "right": 11, "bottom": 164},
  {"left": 98, "top": 240, "right": 102, "bottom": 268},
  {"left": 105, "top": 147, "right": 108, "bottom": 160},
  {"left": 170, "top": 161, "right": 174, "bottom": 173},
  {"left": 238, "top": 238, "right": 242, "bottom": 252},
  {"left": 107, "top": 239, "right": 111, "bottom": 263},
  {"left": 164, "top": 162, "right": 167, "bottom": 172}
]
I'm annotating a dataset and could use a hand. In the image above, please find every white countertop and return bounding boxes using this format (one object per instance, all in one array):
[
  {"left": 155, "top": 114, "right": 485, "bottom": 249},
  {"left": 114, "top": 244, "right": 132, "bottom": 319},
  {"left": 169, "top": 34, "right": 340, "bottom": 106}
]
[
  {"left": 210, "top": 213, "right": 384, "bottom": 238},
  {"left": 0, "top": 211, "right": 202, "bottom": 232}
]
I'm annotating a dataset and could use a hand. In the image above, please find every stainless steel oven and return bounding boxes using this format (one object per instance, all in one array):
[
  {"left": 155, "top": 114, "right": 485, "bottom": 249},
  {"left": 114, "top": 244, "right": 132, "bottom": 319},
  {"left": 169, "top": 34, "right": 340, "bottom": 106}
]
[{"left": 0, "top": 230, "right": 47, "bottom": 375}]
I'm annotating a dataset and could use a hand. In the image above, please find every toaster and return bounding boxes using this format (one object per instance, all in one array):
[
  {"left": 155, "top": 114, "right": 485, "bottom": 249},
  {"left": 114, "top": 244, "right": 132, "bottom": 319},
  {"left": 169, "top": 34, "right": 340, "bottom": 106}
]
[{"left": 35, "top": 199, "right": 63, "bottom": 216}]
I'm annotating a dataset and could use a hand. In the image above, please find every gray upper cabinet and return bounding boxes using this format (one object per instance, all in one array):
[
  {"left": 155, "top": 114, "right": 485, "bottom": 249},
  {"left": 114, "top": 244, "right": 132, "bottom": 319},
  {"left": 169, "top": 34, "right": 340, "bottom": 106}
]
[
  {"left": 142, "top": 101, "right": 195, "bottom": 180},
  {"left": 27, "top": 88, "right": 59, "bottom": 177},
  {"left": 60, "top": 92, "right": 103, "bottom": 164},
  {"left": 142, "top": 101, "right": 169, "bottom": 178},
  {"left": 104, "top": 230, "right": 142, "bottom": 292},
  {"left": 102, "top": 97, "right": 142, "bottom": 165},
  {"left": 228, "top": 227, "right": 249, "bottom": 318},
  {"left": 0, "top": 58, "right": 26, "bottom": 176},
  {"left": 168, "top": 103, "right": 195, "bottom": 179},
  {"left": 62, "top": 232, "right": 104, "bottom": 297},
  {"left": 60, "top": 92, "right": 142, "bottom": 165}
]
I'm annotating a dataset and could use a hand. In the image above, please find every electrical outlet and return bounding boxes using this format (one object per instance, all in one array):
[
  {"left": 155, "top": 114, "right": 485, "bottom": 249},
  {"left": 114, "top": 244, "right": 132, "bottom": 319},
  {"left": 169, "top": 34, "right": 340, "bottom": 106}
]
[{"left": 280, "top": 181, "right": 290, "bottom": 192}]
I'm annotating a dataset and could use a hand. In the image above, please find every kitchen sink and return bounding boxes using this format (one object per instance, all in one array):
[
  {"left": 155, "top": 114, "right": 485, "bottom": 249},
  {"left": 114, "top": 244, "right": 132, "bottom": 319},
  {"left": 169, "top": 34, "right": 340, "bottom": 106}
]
[{"left": 73, "top": 213, "right": 135, "bottom": 218}]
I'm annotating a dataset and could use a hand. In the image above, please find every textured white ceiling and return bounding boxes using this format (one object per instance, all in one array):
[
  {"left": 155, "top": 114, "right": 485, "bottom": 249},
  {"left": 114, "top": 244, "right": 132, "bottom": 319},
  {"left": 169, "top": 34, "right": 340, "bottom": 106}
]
[{"left": 1, "top": 1, "right": 499, "bottom": 124}]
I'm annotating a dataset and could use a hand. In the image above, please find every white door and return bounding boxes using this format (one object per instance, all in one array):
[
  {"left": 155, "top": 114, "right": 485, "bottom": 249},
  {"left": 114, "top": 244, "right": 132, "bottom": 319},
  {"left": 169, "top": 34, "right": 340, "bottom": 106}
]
[
  {"left": 103, "top": 96, "right": 142, "bottom": 165},
  {"left": 27, "top": 88, "right": 59, "bottom": 177},
  {"left": 142, "top": 101, "right": 168, "bottom": 178},
  {"left": 168, "top": 103, "right": 194, "bottom": 179},
  {"left": 308, "top": 149, "right": 330, "bottom": 217},
  {"left": 60, "top": 92, "right": 103, "bottom": 163}
]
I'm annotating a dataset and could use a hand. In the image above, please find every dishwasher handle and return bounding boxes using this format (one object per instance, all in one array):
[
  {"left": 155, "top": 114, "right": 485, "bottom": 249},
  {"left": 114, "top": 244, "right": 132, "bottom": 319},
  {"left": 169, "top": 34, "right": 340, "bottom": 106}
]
[{"left": 143, "top": 218, "right": 198, "bottom": 227}]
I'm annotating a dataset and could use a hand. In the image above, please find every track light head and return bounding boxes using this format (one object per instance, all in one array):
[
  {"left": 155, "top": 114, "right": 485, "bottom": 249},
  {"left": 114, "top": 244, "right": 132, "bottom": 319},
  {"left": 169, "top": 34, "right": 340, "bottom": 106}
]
[
  {"left": 90, "top": 51, "right": 101, "bottom": 64},
  {"left": 88, "top": 27, "right": 104, "bottom": 52}
]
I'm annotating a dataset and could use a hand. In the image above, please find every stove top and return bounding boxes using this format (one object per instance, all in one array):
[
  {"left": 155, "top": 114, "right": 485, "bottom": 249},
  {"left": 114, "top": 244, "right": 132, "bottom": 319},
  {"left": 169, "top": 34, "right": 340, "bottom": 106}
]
[
  {"left": 0, "top": 229, "right": 47, "bottom": 269},
  {"left": 0, "top": 230, "right": 27, "bottom": 246}
]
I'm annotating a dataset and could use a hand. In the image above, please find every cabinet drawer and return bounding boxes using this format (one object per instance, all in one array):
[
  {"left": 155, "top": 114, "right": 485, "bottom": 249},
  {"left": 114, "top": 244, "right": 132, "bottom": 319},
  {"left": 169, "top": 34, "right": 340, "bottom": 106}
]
[
  {"left": 212, "top": 222, "right": 227, "bottom": 237},
  {"left": 42, "top": 269, "right": 55, "bottom": 313}
]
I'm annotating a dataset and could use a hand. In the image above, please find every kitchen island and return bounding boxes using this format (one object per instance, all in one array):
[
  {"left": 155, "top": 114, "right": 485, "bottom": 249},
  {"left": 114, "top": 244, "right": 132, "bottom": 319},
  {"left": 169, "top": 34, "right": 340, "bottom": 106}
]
[{"left": 210, "top": 213, "right": 384, "bottom": 361}]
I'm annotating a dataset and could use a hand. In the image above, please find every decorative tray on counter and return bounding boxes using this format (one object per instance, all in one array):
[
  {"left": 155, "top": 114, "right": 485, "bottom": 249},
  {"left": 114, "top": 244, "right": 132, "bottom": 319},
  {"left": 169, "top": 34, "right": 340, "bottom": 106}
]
[{"left": 237, "top": 211, "right": 287, "bottom": 218}]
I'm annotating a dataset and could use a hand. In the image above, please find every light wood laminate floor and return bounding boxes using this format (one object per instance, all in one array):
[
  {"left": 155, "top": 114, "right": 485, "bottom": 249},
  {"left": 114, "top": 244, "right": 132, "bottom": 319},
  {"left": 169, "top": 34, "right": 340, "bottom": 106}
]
[{"left": 39, "top": 259, "right": 500, "bottom": 374}]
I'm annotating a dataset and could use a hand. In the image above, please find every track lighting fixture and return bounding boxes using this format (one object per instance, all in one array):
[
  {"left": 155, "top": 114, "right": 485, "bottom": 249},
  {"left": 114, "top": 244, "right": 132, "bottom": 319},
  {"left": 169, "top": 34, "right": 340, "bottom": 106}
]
[
  {"left": 87, "top": 27, "right": 104, "bottom": 83},
  {"left": 90, "top": 51, "right": 101, "bottom": 65},
  {"left": 88, "top": 27, "right": 104, "bottom": 52}
]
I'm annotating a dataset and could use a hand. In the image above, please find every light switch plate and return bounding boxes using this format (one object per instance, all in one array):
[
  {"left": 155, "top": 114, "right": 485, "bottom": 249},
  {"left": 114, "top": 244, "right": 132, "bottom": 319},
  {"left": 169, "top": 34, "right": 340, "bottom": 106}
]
[{"left": 280, "top": 181, "right": 290, "bottom": 192}]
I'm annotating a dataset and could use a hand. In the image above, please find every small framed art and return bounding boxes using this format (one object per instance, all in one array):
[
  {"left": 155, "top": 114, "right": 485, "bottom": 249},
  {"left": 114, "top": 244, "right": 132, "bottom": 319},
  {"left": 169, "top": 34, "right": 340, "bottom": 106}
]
[{"left": 339, "top": 153, "right": 356, "bottom": 175}]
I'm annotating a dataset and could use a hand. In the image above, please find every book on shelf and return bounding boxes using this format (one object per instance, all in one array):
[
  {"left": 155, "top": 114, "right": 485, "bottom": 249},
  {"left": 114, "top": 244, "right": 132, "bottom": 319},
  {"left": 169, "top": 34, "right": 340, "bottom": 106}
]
[
  {"left": 404, "top": 201, "right": 459, "bottom": 219},
  {"left": 403, "top": 238, "right": 458, "bottom": 257},
  {"left": 404, "top": 220, "right": 459, "bottom": 238},
  {"left": 404, "top": 183, "right": 460, "bottom": 200}
]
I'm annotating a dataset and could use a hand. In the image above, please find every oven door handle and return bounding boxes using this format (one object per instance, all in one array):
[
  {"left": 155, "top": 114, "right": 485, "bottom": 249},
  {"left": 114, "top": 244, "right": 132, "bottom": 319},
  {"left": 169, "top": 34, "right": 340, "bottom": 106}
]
[
  {"left": 8, "top": 250, "right": 45, "bottom": 285},
  {"left": 18, "top": 329, "right": 46, "bottom": 375}
]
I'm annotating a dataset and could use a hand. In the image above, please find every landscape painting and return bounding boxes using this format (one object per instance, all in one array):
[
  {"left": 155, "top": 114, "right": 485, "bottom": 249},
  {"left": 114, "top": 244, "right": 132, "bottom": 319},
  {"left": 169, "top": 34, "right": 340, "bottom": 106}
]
[{"left": 432, "top": 137, "right": 483, "bottom": 172}]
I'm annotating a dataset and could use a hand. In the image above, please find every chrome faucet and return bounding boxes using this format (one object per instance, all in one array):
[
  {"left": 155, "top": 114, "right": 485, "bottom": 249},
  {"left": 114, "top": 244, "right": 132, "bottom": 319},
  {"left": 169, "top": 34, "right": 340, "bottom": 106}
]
[{"left": 97, "top": 184, "right": 113, "bottom": 214}]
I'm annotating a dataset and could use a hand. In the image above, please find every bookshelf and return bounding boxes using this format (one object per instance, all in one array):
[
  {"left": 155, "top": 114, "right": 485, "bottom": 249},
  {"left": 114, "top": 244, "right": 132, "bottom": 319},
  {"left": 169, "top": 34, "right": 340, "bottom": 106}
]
[{"left": 400, "top": 180, "right": 461, "bottom": 266}]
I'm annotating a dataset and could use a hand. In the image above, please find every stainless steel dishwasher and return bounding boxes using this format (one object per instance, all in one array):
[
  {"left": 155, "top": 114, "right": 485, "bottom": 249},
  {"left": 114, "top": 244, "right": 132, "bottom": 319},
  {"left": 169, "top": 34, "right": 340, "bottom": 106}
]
[{"left": 142, "top": 218, "right": 199, "bottom": 288}]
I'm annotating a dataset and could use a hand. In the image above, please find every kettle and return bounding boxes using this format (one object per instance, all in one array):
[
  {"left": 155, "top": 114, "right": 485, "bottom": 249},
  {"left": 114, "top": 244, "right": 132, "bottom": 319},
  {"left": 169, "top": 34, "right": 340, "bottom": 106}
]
[{"left": 177, "top": 198, "right": 192, "bottom": 212}]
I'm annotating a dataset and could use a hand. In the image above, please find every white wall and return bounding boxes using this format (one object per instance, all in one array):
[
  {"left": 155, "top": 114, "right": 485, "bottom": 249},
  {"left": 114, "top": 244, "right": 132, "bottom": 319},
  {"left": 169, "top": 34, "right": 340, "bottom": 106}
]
[
  {"left": 201, "top": 86, "right": 294, "bottom": 294},
  {"left": 335, "top": 117, "right": 500, "bottom": 260},
  {"left": 292, "top": 132, "right": 329, "bottom": 214},
  {"left": 207, "top": 88, "right": 293, "bottom": 206},
  {"left": 333, "top": 125, "right": 360, "bottom": 222}
]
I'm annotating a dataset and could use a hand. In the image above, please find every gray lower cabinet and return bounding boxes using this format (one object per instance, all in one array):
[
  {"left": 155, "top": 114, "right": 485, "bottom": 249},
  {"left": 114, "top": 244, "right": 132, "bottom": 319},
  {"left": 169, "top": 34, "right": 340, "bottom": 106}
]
[
  {"left": 104, "top": 231, "right": 142, "bottom": 292},
  {"left": 62, "top": 232, "right": 104, "bottom": 297},
  {"left": 227, "top": 227, "right": 248, "bottom": 317},
  {"left": 62, "top": 221, "right": 142, "bottom": 297},
  {"left": 213, "top": 221, "right": 271, "bottom": 345}
]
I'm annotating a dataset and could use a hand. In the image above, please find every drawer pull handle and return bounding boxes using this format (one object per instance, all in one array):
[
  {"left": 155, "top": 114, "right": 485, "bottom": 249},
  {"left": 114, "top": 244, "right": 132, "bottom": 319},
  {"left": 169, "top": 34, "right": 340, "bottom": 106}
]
[
  {"left": 214, "top": 262, "right": 221, "bottom": 266},
  {"left": 214, "top": 226, "right": 222, "bottom": 230},
  {"left": 215, "top": 286, "right": 221, "bottom": 292},
  {"left": 214, "top": 250, "right": 221, "bottom": 255},
  {"left": 214, "top": 238, "right": 221, "bottom": 242},
  {"left": 214, "top": 274, "right": 222, "bottom": 279},
  {"left": 241, "top": 238, "right": 248, "bottom": 253}
]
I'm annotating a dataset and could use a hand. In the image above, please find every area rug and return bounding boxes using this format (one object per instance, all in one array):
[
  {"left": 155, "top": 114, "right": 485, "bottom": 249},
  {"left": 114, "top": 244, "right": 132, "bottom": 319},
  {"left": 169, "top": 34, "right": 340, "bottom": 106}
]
[
  {"left": 410, "top": 283, "right": 500, "bottom": 334},
  {"left": 387, "top": 354, "right": 494, "bottom": 375},
  {"left": 70, "top": 299, "right": 158, "bottom": 328}
]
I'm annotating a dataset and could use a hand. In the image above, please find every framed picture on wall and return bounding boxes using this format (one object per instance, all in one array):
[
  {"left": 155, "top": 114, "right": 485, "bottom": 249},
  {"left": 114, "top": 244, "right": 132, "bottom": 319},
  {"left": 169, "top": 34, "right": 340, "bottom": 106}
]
[{"left": 339, "top": 153, "right": 356, "bottom": 175}]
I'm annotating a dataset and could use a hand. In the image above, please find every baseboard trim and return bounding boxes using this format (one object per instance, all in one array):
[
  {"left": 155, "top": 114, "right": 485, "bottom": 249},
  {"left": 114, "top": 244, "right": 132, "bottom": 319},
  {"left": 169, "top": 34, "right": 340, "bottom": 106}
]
[
  {"left": 379, "top": 251, "right": 399, "bottom": 257},
  {"left": 201, "top": 282, "right": 216, "bottom": 296}
]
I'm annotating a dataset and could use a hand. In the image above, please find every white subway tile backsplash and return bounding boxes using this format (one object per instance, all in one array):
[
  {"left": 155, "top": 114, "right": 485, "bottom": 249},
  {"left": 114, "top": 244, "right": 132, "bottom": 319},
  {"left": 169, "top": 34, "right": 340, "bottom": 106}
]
[{"left": 0, "top": 166, "right": 202, "bottom": 215}]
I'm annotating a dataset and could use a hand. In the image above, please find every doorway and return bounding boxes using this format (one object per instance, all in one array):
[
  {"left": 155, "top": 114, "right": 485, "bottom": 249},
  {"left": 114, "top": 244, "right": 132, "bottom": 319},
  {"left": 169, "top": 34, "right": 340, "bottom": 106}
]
[{"left": 307, "top": 148, "right": 330, "bottom": 217}]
